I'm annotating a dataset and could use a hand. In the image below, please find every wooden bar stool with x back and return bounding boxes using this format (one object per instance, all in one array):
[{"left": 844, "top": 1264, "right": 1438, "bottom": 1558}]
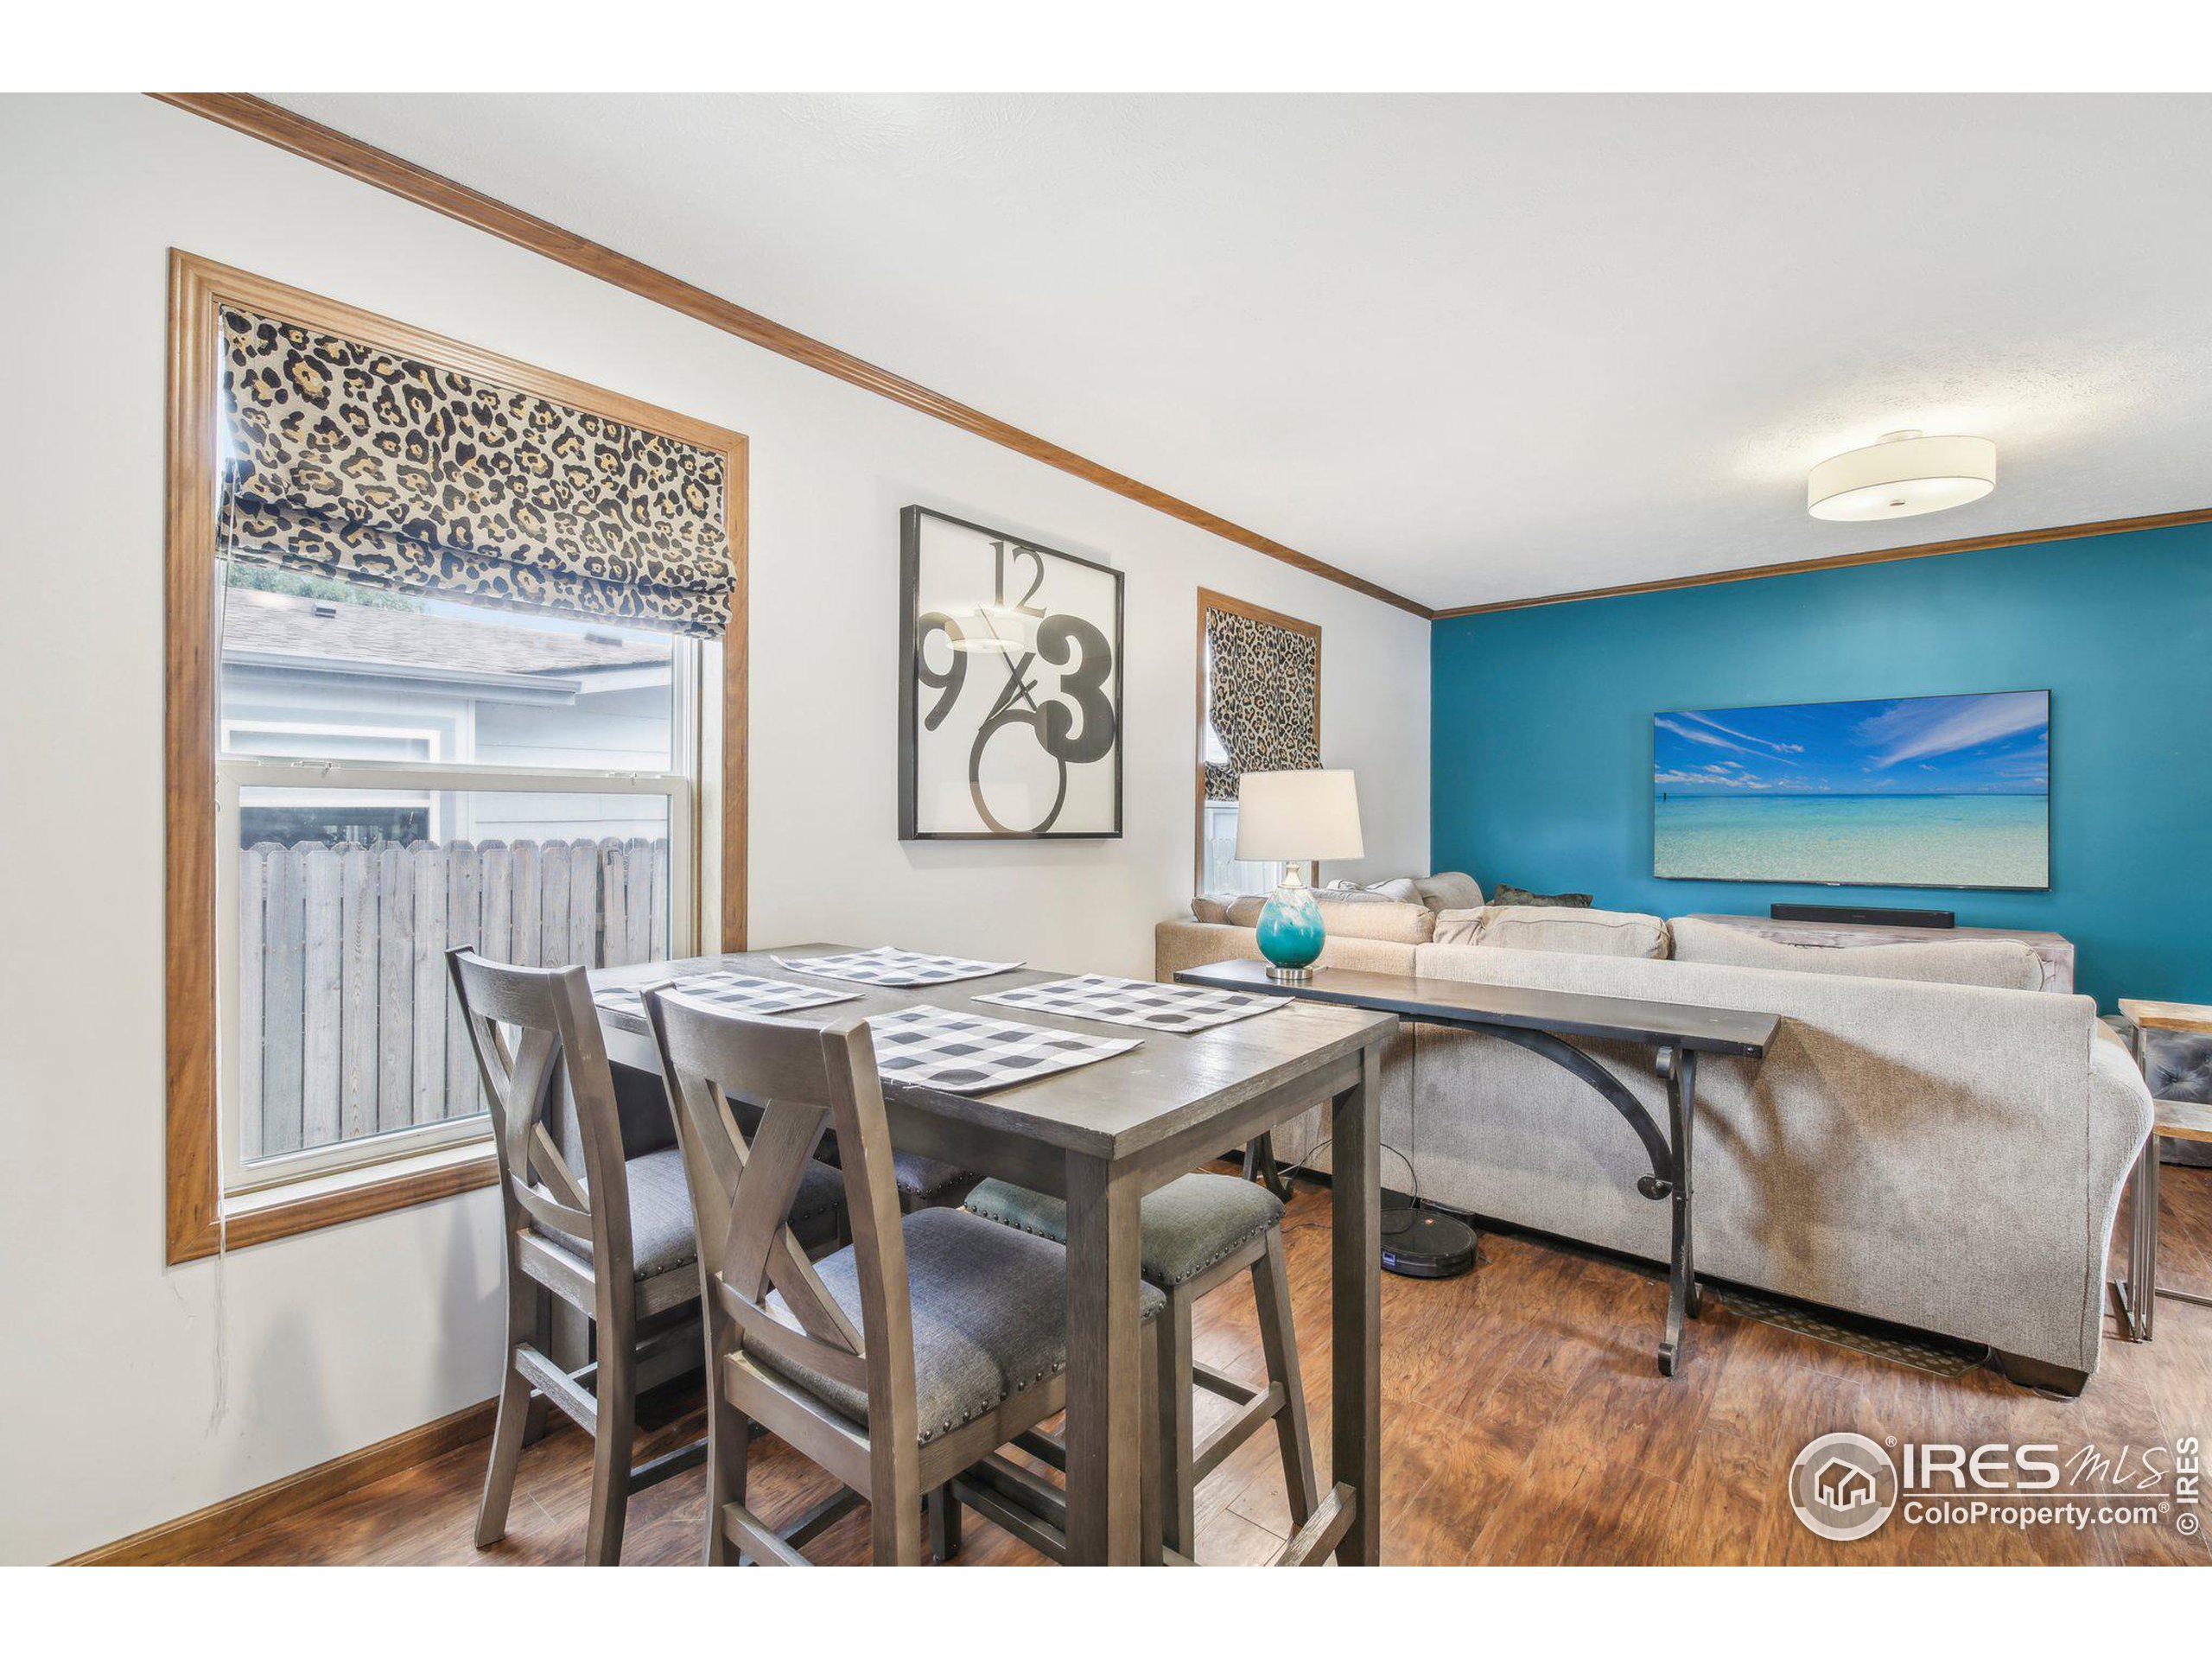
[
  {"left": 447, "top": 948, "right": 849, "bottom": 1565},
  {"left": 642, "top": 986, "right": 1167, "bottom": 1565},
  {"left": 964, "top": 1170, "right": 1321, "bottom": 1560}
]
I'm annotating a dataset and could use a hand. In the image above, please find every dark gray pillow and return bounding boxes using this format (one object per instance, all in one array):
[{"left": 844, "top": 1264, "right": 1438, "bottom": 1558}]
[{"left": 1491, "top": 883, "right": 1594, "bottom": 909}]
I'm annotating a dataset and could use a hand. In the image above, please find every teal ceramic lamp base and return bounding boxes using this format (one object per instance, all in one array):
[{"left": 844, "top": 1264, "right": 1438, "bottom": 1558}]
[{"left": 1255, "top": 869, "right": 1325, "bottom": 982}]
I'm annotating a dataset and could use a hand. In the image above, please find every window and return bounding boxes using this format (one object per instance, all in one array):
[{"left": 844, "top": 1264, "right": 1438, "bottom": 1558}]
[
  {"left": 1195, "top": 590, "right": 1322, "bottom": 895},
  {"left": 165, "top": 253, "right": 747, "bottom": 1262},
  {"left": 214, "top": 564, "right": 702, "bottom": 1196}
]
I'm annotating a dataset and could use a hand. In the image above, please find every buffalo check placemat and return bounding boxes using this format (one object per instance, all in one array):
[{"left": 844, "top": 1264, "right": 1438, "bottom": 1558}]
[
  {"left": 974, "top": 973, "right": 1287, "bottom": 1033},
  {"left": 864, "top": 1004, "right": 1139, "bottom": 1094},
  {"left": 772, "top": 947, "right": 1024, "bottom": 988},
  {"left": 593, "top": 972, "right": 859, "bottom": 1020}
]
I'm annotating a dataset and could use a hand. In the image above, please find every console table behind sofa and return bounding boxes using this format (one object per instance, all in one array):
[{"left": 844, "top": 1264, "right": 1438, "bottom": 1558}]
[{"left": 1154, "top": 916, "right": 2149, "bottom": 1395}]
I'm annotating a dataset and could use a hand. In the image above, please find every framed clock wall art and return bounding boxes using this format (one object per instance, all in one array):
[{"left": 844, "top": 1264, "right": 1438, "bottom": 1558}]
[{"left": 898, "top": 505, "right": 1124, "bottom": 839}]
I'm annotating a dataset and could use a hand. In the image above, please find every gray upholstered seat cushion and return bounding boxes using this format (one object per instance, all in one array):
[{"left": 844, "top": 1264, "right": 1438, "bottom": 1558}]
[
  {"left": 890, "top": 1152, "right": 980, "bottom": 1206},
  {"left": 543, "top": 1147, "right": 842, "bottom": 1281},
  {"left": 810, "top": 1136, "right": 977, "bottom": 1207},
  {"left": 760, "top": 1207, "right": 1164, "bottom": 1444},
  {"left": 965, "top": 1171, "right": 1286, "bottom": 1289}
]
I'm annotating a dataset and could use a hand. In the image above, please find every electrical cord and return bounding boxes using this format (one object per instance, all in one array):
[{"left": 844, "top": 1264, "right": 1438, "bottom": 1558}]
[
  {"left": 1267, "top": 1017, "right": 1432, "bottom": 1213},
  {"left": 1268, "top": 1135, "right": 1421, "bottom": 1207}
]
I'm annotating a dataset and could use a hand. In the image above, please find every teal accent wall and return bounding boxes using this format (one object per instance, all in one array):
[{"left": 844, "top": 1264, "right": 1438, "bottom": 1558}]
[{"left": 1430, "top": 522, "right": 2212, "bottom": 1008}]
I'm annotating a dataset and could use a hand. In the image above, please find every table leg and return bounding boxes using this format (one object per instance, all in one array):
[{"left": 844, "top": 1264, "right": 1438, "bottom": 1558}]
[
  {"left": 1330, "top": 1039, "right": 1383, "bottom": 1565},
  {"left": 1243, "top": 1132, "right": 1293, "bottom": 1202},
  {"left": 1063, "top": 1151, "right": 1146, "bottom": 1565},
  {"left": 1658, "top": 1047, "right": 1700, "bottom": 1376},
  {"left": 2113, "top": 1021, "right": 2158, "bottom": 1342},
  {"left": 2123, "top": 1136, "right": 2161, "bottom": 1343}
]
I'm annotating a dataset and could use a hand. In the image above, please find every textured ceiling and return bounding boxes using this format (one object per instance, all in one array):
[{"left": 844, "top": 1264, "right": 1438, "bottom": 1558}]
[{"left": 270, "top": 93, "right": 2212, "bottom": 612}]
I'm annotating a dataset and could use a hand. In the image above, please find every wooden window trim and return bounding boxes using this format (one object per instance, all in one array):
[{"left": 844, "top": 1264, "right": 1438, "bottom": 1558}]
[
  {"left": 1193, "top": 588, "right": 1321, "bottom": 897},
  {"left": 164, "top": 250, "right": 748, "bottom": 1265}
]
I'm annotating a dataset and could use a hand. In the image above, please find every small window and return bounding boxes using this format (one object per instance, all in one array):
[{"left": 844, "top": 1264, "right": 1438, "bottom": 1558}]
[
  {"left": 214, "top": 563, "right": 702, "bottom": 1196},
  {"left": 167, "top": 256, "right": 747, "bottom": 1262},
  {"left": 1198, "top": 637, "right": 1288, "bottom": 895},
  {"left": 1196, "top": 591, "right": 1321, "bottom": 895}
]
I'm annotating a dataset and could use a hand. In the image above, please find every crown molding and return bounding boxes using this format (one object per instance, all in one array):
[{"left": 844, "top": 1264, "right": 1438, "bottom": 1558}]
[
  {"left": 1431, "top": 505, "right": 2212, "bottom": 620},
  {"left": 149, "top": 93, "right": 1428, "bottom": 619}
]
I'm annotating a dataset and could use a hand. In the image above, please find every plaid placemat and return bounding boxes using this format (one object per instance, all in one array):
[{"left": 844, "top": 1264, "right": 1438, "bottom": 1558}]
[
  {"left": 773, "top": 947, "right": 1023, "bottom": 988},
  {"left": 594, "top": 972, "right": 859, "bottom": 1020},
  {"left": 865, "top": 1004, "right": 1139, "bottom": 1094},
  {"left": 975, "top": 973, "right": 1287, "bottom": 1033}
]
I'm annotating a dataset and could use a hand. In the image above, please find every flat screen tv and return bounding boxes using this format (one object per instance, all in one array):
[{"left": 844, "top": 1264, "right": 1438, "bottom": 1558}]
[{"left": 1652, "top": 690, "right": 2050, "bottom": 890}]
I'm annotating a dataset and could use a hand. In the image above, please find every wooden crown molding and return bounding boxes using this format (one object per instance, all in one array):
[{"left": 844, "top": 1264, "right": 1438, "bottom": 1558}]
[
  {"left": 1431, "top": 505, "right": 2212, "bottom": 620},
  {"left": 1198, "top": 585, "right": 1323, "bottom": 639},
  {"left": 145, "top": 99, "right": 2209, "bottom": 630},
  {"left": 150, "top": 92, "right": 1428, "bottom": 620}
]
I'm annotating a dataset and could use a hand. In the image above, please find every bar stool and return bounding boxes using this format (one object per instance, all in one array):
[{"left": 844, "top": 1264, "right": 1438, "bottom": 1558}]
[
  {"left": 964, "top": 1170, "right": 1320, "bottom": 1558},
  {"left": 643, "top": 989, "right": 1165, "bottom": 1565},
  {"left": 448, "top": 948, "right": 847, "bottom": 1565}
]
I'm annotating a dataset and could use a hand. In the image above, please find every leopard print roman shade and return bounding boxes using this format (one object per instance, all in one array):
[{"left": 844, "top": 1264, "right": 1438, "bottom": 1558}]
[
  {"left": 1202, "top": 603, "right": 1320, "bottom": 800},
  {"left": 216, "top": 304, "right": 735, "bottom": 637}
]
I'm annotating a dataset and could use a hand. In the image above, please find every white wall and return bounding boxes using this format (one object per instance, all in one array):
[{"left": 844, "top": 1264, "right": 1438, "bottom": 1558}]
[{"left": 0, "top": 95, "right": 1428, "bottom": 1563}]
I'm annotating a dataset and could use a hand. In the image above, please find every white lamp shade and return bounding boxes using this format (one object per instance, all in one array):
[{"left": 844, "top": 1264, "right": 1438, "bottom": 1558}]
[
  {"left": 1235, "top": 769, "right": 1364, "bottom": 862},
  {"left": 1808, "top": 431, "right": 1996, "bottom": 522}
]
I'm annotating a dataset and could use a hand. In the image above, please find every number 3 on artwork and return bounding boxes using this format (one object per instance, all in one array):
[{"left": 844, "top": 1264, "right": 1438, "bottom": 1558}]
[{"left": 900, "top": 506, "right": 1124, "bottom": 840}]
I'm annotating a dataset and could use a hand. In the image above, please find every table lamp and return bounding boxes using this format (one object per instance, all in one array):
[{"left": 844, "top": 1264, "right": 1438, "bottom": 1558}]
[{"left": 1235, "top": 769, "right": 1364, "bottom": 982}]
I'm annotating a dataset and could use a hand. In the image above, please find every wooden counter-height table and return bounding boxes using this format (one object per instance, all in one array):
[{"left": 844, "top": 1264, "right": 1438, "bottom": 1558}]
[{"left": 589, "top": 946, "right": 1398, "bottom": 1567}]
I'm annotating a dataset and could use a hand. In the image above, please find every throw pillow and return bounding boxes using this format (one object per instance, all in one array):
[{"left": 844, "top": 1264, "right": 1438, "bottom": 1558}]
[
  {"left": 1324, "top": 877, "right": 1424, "bottom": 905},
  {"left": 1433, "top": 905, "right": 1670, "bottom": 959},
  {"left": 1225, "top": 895, "right": 1268, "bottom": 930},
  {"left": 1190, "top": 893, "right": 1236, "bottom": 925},
  {"left": 1363, "top": 877, "right": 1424, "bottom": 905},
  {"left": 1415, "top": 872, "right": 1484, "bottom": 912},
  {"left": 1667, "top": 918, "right": 2043, "bottom": 991},
  {"left": 1491, "top": 883, "right": 1594, "bottom": 909}
]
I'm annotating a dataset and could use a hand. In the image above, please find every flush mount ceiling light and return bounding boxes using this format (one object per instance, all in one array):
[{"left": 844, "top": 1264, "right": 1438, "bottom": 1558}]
[{"left": 1807, "top": 429, "right": 1997, "bottom": 522}]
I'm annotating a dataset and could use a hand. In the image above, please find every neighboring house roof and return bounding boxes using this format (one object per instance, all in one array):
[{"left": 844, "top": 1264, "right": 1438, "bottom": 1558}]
[{"left": 222, "top": 590, "right": 670, "bottom": 677}]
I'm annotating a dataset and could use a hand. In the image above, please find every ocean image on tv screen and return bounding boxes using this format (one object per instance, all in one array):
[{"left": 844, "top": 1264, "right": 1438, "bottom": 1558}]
[{"left": 1653, "top": 691, "right": 2050, "bottom": 889}]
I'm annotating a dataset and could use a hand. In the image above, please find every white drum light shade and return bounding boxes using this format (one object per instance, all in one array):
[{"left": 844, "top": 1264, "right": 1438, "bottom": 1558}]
[
  {"left": 1236, "top": 769, "right": 1364, "bottom": 862},
  {"left": 1807, "top": 430, "right": 1996, "bottom": 522}
]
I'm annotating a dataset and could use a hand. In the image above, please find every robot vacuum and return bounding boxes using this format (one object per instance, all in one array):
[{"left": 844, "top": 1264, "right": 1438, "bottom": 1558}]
[{"left": 1380, "top": 1195, "right": 1480, "bottom": 1279}]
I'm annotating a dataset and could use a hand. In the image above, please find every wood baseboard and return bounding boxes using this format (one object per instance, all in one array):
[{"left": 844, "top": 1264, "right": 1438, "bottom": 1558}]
[{"left": 60, "top": 1396, "right": 499, "bottom": 1565}]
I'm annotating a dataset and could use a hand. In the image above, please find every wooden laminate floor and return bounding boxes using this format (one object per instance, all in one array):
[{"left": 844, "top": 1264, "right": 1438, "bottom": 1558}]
[{"left": 183, "top": 1162, "right": 2212, "bottom": 1567}]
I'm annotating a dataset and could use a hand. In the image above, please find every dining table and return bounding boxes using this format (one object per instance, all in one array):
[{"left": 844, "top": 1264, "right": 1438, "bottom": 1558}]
[{"left": 586, "top": 944, "right": 1398, "bottom": 1567}]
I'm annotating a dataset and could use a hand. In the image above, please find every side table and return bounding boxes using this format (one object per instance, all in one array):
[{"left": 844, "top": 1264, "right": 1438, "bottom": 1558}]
[{"left": 2111, "top": 998, "right": 2212, "bottom": 1341}]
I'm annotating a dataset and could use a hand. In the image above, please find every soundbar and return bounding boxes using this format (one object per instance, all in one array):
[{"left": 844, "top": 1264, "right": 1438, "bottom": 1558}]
[{"left": 1770, "top": 902, "right": 1955, "bottom": 930}]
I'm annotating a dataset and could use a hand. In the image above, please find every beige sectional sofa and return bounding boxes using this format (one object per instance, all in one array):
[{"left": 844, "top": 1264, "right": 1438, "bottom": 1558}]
[{"left": 1156, "top": 894, "right": 2153, "bottom": 1392}]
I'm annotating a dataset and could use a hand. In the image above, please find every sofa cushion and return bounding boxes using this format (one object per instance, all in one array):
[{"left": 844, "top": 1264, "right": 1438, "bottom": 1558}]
[
  {"left": 1224, "top": 893, "right": 1433, "bottom": 943},
  {"left": 1191, "top": 893, "right": 1236, "bottom": 925},
  {"left": 1668, "top": 916, "right": 2043, "bottom": 991},
  {"left": 1318, "top": 897, "right": 1434, "bottom": 944},
  {"left": 1325, "top": 876, "right": 1423, "bottom": 905},
  {"left": 1491, "top": 883, "right": 1593, "bottom": 908},
  {"left": 1433, "top": 904, "right": 1671, "bottom": 959},
  {"left": 1154, "top": 918, "right": 1421, "bottom": 982},
  {"left": 1415, "top": 871, "right": 1484, "bottom": 912}
]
